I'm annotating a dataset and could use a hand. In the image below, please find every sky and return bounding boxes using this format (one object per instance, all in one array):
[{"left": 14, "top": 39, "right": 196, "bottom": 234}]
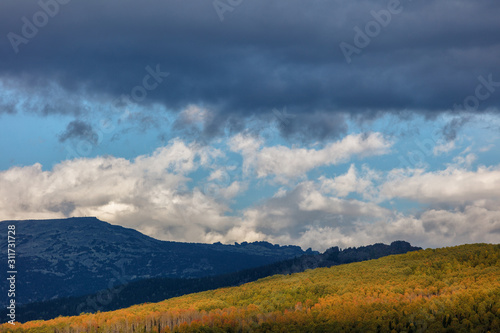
[{"left": 1, "top": 0, "right": 499, "bottom": 251}]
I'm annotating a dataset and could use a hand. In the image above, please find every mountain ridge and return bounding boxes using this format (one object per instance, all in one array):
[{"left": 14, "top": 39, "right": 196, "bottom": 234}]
[
  {"left": 0, "top": 217, "right": 311, "bottom": 306},
  {"left": 7, "top": 240, "right": 421, "bottom": 322}
]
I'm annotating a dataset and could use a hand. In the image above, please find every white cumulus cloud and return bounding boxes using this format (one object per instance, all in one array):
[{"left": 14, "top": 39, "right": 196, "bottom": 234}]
[
  {"left": 230, "top": 132, "right": 392, "bottom": 183},
  {"left": 381, "top": 165, "right": 500, "bottom": 205}
]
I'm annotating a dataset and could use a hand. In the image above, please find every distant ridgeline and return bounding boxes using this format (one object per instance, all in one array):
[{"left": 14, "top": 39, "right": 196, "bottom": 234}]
[
  {"left": 0, "top": 217, "right": 311, "bottom": 307},
  {"left": 2, "top": 244, "right": 498, "bottom": 332},
  {"left": 6, "top": 240, "right": 420, "bottom": 322}
]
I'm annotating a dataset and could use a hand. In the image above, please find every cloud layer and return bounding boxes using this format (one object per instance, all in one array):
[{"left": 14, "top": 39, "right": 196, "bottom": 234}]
[
  {"left": 1, "top": 0, "right": 500, "bottom": 140},
  {"left": 381, "top": 166, "right": 500, "bottom": 205},
  {"left": 1, "top": 1, "right": 499, "bottom": 251},
  {"left": 1, "top": 134, "right": 498, "bottom": 251},
  {"left": 230, "top": 132, "right": 392, "bottom": 182}
]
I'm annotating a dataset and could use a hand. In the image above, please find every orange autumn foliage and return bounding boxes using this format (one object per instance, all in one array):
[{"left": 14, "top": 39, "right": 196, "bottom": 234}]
[{"left": 1, "top": 243, "right": 499, "bottom": 332}]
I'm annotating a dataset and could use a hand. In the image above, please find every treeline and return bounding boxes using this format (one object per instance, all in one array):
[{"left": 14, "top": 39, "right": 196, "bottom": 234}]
[
  {"left": 8, "top": 241, "right": 420, "bottom": 322},
  {"left": 2, "top": 243, "right": 499, "bottom": 332}
]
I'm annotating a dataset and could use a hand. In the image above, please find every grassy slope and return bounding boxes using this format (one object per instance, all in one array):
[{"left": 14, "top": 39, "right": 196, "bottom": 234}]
[{"left": 2, "top": 243, "right": 499, "bottom": 332}]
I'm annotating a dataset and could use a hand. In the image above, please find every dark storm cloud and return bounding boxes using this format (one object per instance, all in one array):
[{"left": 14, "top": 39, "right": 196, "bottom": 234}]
[
  {"left": 1, "top": 0, "right": 500, "bottom": 139},
  {"left": 277, "top": 111, "right": 348, "bottom": 141},
  {"left": 59, "top": 120, "right": 98, "bottom": 144},
  {"left": 441, "top": 115, "right": 473, "bottom": 142}
]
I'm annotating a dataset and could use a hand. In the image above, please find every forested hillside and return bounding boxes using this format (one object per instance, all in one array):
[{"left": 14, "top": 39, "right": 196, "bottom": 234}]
[
  {"left": 8, "top": 241, "right": 419, "bottom": 322},
  {"left": 0, "top": 217, "right": 310, "bottom": 306},
  {"left": 2, "top": 244, "right": 499, "bottom": 332}
]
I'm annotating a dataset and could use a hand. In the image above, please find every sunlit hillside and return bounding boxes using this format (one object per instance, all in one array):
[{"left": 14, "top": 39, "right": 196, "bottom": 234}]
[{"left": 3, "top": 244, "right": 499, "bottom": 332}]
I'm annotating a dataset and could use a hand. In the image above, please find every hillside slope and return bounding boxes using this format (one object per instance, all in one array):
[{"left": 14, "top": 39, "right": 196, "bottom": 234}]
[
  {"left": 0, "top": 217, "right": 310, "bottom": 306},
  {"left": 3, "top": 243, "right": 499, "bottom": 332},
  {"left": 9, "top": 241, "right": 420, "bottom": 321}
]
